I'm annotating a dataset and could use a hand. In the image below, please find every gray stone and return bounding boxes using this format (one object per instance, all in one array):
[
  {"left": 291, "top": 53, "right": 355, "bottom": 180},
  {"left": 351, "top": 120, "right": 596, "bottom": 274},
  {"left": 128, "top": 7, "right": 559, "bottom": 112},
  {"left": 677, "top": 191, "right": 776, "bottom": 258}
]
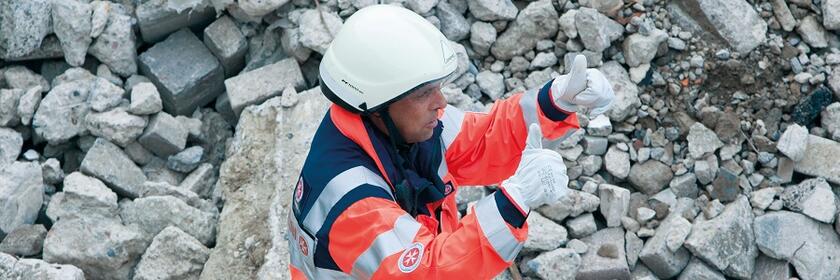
[
  {"left": 135, "top": 0, "right": 215, "bottom": 44},
  {"left": 467, "top": 0, "right": 518, "bottom": 21},
  {"left": 579, "top": 155, "right": 603, "bottom": 176},
  {"left": 0, "top": 89, "right": 24, "bottom": 127},
  {"left": 687, "top": 123, "right": 723, "bottom": 159},
  {"left": 524, "top": 211, "right": 568, "bottom": 253},
  {"left": 587, "top": 115, "right": 612, "bottom": 136},
  {"left": 121, "top": 196, "right": 217, "bottom": 246},
  {"left": 580, "top": 0, "right": 622, "bottom": 16},
  {"left": 167, "top": 146, "right": 204, "bottom": 173},
  {"left": 476, "top": 71, "right": 505, "bottom": 100},
  {"left": 822, "top": 103, "right": 840, "bottom": 138},
  {"left": 752, "top": 253, "right": 792, "bottom": 280},
  {"left": 437, "top": 1, "right": 470, "bottom": 41},
  {"left": 559, "top": 10, "right": 578, "bottom": 39},
  {"left": 582, "top": 136, "right": 608, "bottom": 156},
  {"left": 80, "top": 138, "right": 147, "bottom": 198},
  {"left": 754, "top": 211, "right": 840, "bottom": 280},
  {"left": 139, "top": 28, "right": 224, "bottom": 116},
  {"left": 568, "top": 238, "right": 589, "bottom": 254},
  {"left": 88, "top": 6, "right": 137, "bottom": 76},
  {"left": 0, "top": 0, "right": 51, "bottom": 59},
  {"left": 0, "top": 224, "right": 46, "bottom": 257},
  {"left": 470, "top": 22, "right": 496, "bottom": 56},
  {"left": 491, "top": 0, "right": 558, "bottom": 60},
  {"left": 694, "top": 156, "right": 718, "bottom": 185},
  {"left": 664, "top": 216, "right": 692, "bottom": 252},
  {"left": 526, "top": 248, "right": 581, "bottom": 280},
  {"left": 672, "top": 0, "right": 766, "bottom": 54},
  {"left": 4, "top": 66, "right": 50, "bottom": 92},
  {"left": 600, "top": 62, "right": 641, "bottom": 122},
  {"left": 678, "top": 258, "right": 725, "bottom": 280},
  {"left": 179, "top": 163, "right": 216, "bottom": 199},
  {"left": 32, "top": 80, "right": 94, "bottom": 144},
  {"left": 124, "top": 141, "right": 155, "bottom": 166},
  {"left": 129, "top": 82, "right": 163, "bottom": 115},
  {"left": 599, "top": 184, "right": 630, "bottom": 227},
  {"left": 43, "top": 215, "right": 149, "bottom": 280},
  {"left": 685, "top": 196, "right": 756, "bottom": 278},
  {"left": 133, "top": 226, "right": 210, "bottom": 280},
  {"left": 143, "top": 157, "right": 186, "bottom": 186},
  {"left": 85, "top": 108, "right": 148, "bottom": 147},
  {"left": 639, "top": 211, "right": 692, "bottom": 278},
  {"left": 46, "top": 172, "right": 119, "bottom": 223},
  {"left": 89, "top": 1, "right": 109, "bottom": 38},
  {"left": 798, "top": 16, "right": 829, "bottom": 48},
  {"left": 777, "top": 123, "right": 809, "bottom": 162},
  {"left": 537, "top": 190, "right": 600, "bottom": 222},
  {"left": 578, "top": 228, "right": 630, "bottom": 280},
  {"left": 87, "top": 77, "right": 124, "bottom": 112},
  {"left": 41, "top": 158, "right": 64, "bottom": 185},
  {"left": 204, "top": 15, "right": 247, "bottom": 77},
  {"left": 780, "top": 178, "right": 837, "bottom": 224},
  {"left": 771, "top": 0, "right": 795, "bottom": 32},
  {"left": 629, "top": 160, "right": 673, "bottom": 195},
  {"left": 567, "top": 213, "right": 597, "bottom": 239},
  {"left": 139, "top": 112, "right": 189, "bottom": 157},
  {"left": 225, "top": 58, "right": 305, "bottom": 116},
  {"left": 794, "top": 135, "right": 840, "bottom": 184},
  {"left": 709, "top": 167, "right": 739, "bottom": 203},
  {"left": 631, "top": 264, "right": 660, "bottom": 280},
  {"left": 575, "top": 7, "right": 624, "bottom": 53},
  {"left": 669, "top": 173, "right": 698, "bottom": 198},
  {"left": 209, "top": 88, "right": 330, "bottom": 279},
  {"left": 51, "top": 0, "right": 92, "bottom": 67},
  {"left": 824, "top": 0, "right": 840, "bottom": 30},
  {"left": 750, "top": 187, "right": 781, "bottom": 210},
  {"left": 623, "top": 29, "right": 668, "bottom": 67},
  {"left": 135, "top": 181, "right": 209, "bottom": 211},
  {"left": 280, "top": 27, "right": 312, "bottom": 63},
  {"left": 625, "top": 231, "right": 643, "bottom": 269},
  {"left": 605, "top": 146, "right": 630, "bottom": 179},
  {"left": 0, "top": 162, "right": 43, "bottom": 237},
  {"left": 0, "top": 253, "right": 85, "bottom": 279},
  {"left": 0, "top": 128, "right": 22, "bottom": 170},
  {"left": 298, "top": 9, "right": 342, "bottom": 55},
  {"left": 16, "top": 86, "right": 42, "bottom": 126}
]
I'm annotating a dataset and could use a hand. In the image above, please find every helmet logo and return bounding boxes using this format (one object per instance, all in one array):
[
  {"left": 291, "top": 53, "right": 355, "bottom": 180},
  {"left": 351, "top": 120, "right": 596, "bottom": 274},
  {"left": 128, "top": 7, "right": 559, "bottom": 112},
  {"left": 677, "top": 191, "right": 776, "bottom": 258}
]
[
  {"left": 440, "top": 40, "right": 455, "bottom": 64},
  {"left": 341, "top": 79, "right": 365, "bottom": 94}
]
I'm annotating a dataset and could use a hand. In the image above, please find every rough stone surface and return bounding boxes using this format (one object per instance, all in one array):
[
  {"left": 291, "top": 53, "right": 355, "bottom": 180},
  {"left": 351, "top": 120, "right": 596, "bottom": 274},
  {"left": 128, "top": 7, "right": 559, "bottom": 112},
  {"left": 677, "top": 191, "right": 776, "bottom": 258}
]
[
  {"left": 629, "top": 160, "right": 673, "bottom": 195},
  {"left": 623, "top": 29, "right": 668, "bottom": 67},
  {"left": 537, "top": 190, "right": 600, "bottom": 222},
  {"left": 0, "top": 253, "right": 86, "bottom": 280},
  {"left": 576, "top": 7, "right": 624, "bottom": 53},
  {"left": 754, "top": 211, "right": 840, "bottom": 280},
  {"left": 752, "top": 253, "right": 792, "bottom": 280},
  {"left": 298, "top": 9, "right": 342, "bottom": 55},
  {"left": 678, "top": 257, "right": 726, "bottom": 280},
  {"left": 467, "top": 0, "right": 518, "bottom": 21},
  {"left": 139, "top": 28, "right": 224, "bottom": 116},
  {"left": 792, "top": 86, "right": 834, "bottom": 126},
  {"left": 204, "top": 15, "right": 247, "bottom": 77},
  {"left": 88, "top": 6, "right": 137, "bottom": 76},
  {"left": 687, "top": 123, "right": 723, "bottom": 159},
  {"left": 51, "top": 0, "right": 92, "bottom": 67},
  {"left": 523, "top": 211, "right": 567, "bottom": 253},
  {"left": 0, "top": 128, "right": 23, "bottom": 170},
  {"left": 80, "top": 138, "right": 147, "bottom": 198},
  {"left": 684, "top": 196, "right": 757, "bottom": 279},
  {"left": 577, "top": 227, "right": 630, "bottom": 280},
  {"left": 0, "top": 89, "right": 24, "bottom": 127},
  {"left": 794, "top": 135, "right": 840, "bottom": 184},
  {"left": 780, "top": 178, "right": 837, "bottom": 224},
  {"left": 0, "top": 162, "right": 43, "bottom": 238},
  {"left": 599, "top": 184, "right": 630, "bottom": 227},
  {"left": 639, "top": 213, "right": 692, "bottom": 278},
  {"left": 32, "top": 80, "right": 94, "bottom": 144},
  {"left": 85, "top": 108, "right": 148, "bottom": 147},
  {"left": 0, "top": 0, "right": 52, "bottom": 59},
  {"left": 526, "top": 248, "right": 581, "bottom": 280},
  {"left": 490, "top": 0, "right": 558, "bottom": 60},
  {"left": 673, "top": 0, "right": 766, "bottom": 54},
  {"left": 129, "top": 82, "right": 163, "bottom": 115},
  {"left": 135, "top": 0, "right": 215, "bottom": 44},
  {"left": 43, "top": 215, "right": 149, "bottom": 280},
  {"left": 470, "top": 21, "right": 496, "bottom": 56},
  {"left": 600, "top": 62, "right": 641, "bottom": 122},
  {"left": 225, "top": 58, "right": 305, "bottom": 116},
  {"left": 0, "top": 224, "right": 47, "bottom": 257},
  {"left": 133, "top": 226, "right": 210, "bottom": 280},
  {"left": 476, "top": 70, "right": 505, "bottom": 100},
  {"left": 138, "top": 112, "right": 189, "bottom": 158},
  {"left": 210, "top": 88, "right": 330, "bottom": 279},
  {"left": 46, "top": 172, "right": 119, "bottom": 223},
  {"left": 824, "top": 0, "right": 840, "bottom": 30},
  {"left": 167, "top": 146, "right": 205, "bottom": 173},
  {"left": 776, "top": 123, "right": 808, "bottom": 161},
  {"left": 120, "top": 195, "right": 217, "bottom": 246},
  {"left": 605, "top": 146, "right": 630, "bottom": 179}
]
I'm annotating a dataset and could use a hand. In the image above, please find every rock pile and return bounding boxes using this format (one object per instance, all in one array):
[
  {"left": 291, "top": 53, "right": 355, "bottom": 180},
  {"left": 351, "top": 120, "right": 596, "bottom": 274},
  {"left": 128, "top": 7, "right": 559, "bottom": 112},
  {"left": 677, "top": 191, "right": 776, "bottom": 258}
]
[{"left": 2, "top": 0, "right": 840, "bottom": 279}]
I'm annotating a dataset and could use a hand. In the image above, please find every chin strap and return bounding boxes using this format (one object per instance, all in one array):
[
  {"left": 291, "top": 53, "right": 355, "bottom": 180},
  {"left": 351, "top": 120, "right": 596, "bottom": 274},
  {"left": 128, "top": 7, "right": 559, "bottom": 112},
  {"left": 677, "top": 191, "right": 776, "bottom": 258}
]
[{"left": 379, "top": 107, "right": 419, "bottom": 216}]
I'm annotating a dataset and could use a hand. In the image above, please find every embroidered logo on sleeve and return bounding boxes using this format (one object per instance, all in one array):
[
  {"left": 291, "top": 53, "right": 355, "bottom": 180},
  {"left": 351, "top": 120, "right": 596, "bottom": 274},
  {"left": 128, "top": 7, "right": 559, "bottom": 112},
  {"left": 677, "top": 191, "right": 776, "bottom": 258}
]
[
  {"left": 294, "top": 177, "right": 305, "bottom": 205},
  {"left": 398, "top": 242, "right": 424, "bottom": 273}
]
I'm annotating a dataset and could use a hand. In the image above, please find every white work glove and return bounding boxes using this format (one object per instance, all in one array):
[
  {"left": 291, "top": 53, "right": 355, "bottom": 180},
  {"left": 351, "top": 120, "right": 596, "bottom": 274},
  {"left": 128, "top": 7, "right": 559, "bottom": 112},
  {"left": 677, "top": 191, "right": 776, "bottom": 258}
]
[
  {"left": 502, "top": 124, "right": 569, "bottom": 210},
  {"left": 551, "top": 54, "right": 615, "bottom": 116}
]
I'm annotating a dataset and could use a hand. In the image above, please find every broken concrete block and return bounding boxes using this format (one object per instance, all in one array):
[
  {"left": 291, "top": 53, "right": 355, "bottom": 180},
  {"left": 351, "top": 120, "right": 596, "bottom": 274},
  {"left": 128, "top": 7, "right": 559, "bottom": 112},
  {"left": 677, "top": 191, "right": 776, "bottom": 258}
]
[
  {"left": 80, "top": 138, "right": 147, "bottom": 198},
  {"left": 794, "top": 135, "right": 840, "bottom": 184},
  {"left": 224, "top": 58, "right": 305, "bottom": 116},
  {"left": 204, "top": 15, "right": 247, "bottom": 77},
  {"left": 138, "top": 28, "right": 224, "bottom": 116},
  {"left": 138, "top": 112, "right": 189, "bottom": 158},
  {"left": 136, "top": 0, "right": 215, "bottom": 44}
]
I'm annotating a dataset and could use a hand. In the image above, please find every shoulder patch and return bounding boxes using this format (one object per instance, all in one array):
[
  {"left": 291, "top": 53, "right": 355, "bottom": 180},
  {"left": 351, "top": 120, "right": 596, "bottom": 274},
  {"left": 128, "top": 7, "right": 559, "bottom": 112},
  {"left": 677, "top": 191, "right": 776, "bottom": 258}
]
[{"left": 398, "top": 242, "right": 424, "bottom": 273}]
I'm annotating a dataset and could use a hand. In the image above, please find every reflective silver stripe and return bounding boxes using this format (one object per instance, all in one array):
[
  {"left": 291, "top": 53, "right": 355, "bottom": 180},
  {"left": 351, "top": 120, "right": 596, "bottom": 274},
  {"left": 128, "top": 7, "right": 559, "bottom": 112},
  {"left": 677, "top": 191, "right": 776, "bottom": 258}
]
[
  {"left": 474, "top": 195, "right": 524, "bottom": 262},
  {"left": 440, "top": 105, "right": 465, "bottom": 149},
  {"left": 303, "top": 166, "right": 392, "bottom": 234},
  {"left": 437, "top": 146, "right": 449, "bottom": 180},
  {"left": 350, "top": 214, "right": 422, "bottom": 279},
  {"left": 289, "top": 212, "right": 354, "bottom": 279},
  {"left": 518, "top": 87, "right": 539, "bottom": 127}
]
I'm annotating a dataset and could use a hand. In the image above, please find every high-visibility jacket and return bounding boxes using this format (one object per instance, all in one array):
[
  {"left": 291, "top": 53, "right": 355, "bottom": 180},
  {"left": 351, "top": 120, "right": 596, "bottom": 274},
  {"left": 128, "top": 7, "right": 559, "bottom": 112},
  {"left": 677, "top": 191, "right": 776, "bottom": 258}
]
[{"left": 288, "top": 80, "right": 579, "bottom": 279}]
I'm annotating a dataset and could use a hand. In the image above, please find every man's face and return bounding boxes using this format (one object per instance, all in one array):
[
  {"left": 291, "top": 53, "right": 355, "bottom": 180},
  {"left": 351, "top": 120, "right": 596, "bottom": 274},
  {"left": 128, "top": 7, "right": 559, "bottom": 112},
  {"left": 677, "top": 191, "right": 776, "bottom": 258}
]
[{"left": 387, "top": 83, "right": 447, "bottom": 143}]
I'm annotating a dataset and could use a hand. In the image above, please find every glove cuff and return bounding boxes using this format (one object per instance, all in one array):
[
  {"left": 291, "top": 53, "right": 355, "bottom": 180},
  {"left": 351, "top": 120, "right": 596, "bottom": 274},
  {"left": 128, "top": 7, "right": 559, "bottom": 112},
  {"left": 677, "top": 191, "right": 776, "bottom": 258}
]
[{"left": 500, "top": 183, "right": 530, "bottom": 215}]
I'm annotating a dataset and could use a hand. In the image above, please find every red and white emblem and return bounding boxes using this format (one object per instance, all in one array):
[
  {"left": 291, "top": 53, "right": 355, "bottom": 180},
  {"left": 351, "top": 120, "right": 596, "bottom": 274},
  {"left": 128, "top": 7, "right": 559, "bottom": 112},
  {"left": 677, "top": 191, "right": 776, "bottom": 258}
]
[
  {"left": 398, "top": 242, "right": 424, "bottom": 273},
  {"left": 294, "top": 178, "right": 305, "bottom": 203},
  {"left": 444, "top": 183, "right": 453, "bottom": 195},
  {"left": 298, "top": 236, "right": 309, "bottom": 256}
]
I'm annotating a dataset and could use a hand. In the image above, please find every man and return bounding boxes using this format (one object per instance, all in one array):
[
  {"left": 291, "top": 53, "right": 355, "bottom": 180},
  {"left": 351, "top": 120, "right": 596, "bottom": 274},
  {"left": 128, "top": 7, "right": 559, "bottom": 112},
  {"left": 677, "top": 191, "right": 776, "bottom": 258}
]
[{"left": 288, "top": 5, "right": 614, "bottom": 279}]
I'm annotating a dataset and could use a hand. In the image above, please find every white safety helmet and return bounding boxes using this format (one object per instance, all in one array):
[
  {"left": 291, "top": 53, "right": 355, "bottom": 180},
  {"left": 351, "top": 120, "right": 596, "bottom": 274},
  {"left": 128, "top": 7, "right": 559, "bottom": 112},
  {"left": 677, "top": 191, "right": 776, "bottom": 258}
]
[{"left": 319, "top": 4, "right": 458, "bottom": 114}]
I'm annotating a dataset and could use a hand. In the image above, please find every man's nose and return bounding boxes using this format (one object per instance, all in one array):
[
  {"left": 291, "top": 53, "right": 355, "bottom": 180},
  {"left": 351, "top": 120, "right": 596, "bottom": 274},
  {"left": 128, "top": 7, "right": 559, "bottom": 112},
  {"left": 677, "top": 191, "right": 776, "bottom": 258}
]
[{"left": 431, "top": 89, "right": 447, "bottom": 110}]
